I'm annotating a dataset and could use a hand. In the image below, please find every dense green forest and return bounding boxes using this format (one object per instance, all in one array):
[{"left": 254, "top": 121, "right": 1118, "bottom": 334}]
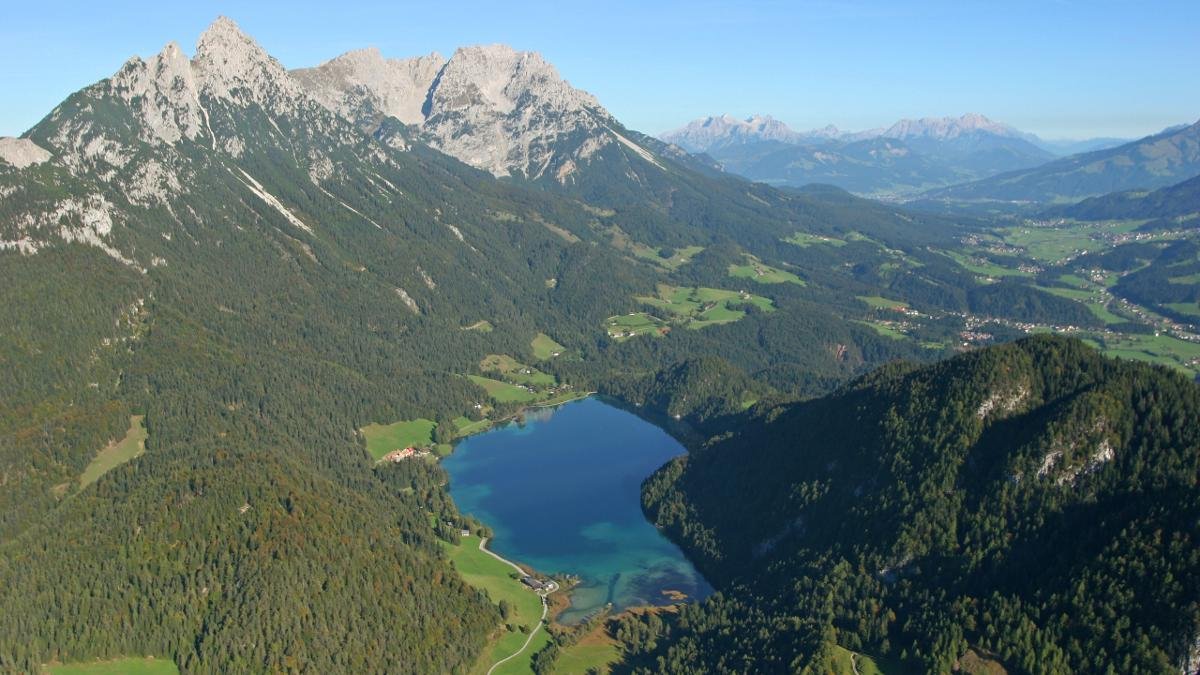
[{"left": 630, "top": 336, "right": 1200, "bottom": 673}]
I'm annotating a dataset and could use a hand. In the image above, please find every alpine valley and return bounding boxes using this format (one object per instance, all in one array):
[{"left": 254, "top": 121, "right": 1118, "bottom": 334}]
[{"left": 1, "top": 16, "right": 1198, "bottom": 675}]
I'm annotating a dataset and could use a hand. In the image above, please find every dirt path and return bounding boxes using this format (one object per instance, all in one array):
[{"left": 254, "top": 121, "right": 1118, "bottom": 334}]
[{"left": 479, "top": 537, "right": 555, "bottom": 675}]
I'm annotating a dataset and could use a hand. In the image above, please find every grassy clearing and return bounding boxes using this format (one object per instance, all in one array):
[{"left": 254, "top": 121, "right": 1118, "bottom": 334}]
[
  {"left": 44, "top": 657, "right": 178, "bottom": 675},
  {"left": 1035, "top": 286, "right": 1125, "bottom": 324},
  {"left": 785, "top": 232, "right": 846, "bottom": 247},
  {"left": 463, "top": 320, "right": 495, "bottom": 332},
  {"left": 553, "top": 628, "right": 622, "bottom": 674},
  {"left": 941, "top": 249, "right": 1030, "bottom": 278},
  {"left": 728, "top": 258, "right": 805, "bottom": 285},
  {"left": 635, "top": 284, "right": 775, "bottom": 331},
  {"left": 79, "top": 415, "right": 147, "bottom": 489},
  {"left": 443, "top": 535, "right": 545, "bottom": 675},
  {"left": 854, "top": 319, "right": 908, "bottom": 340},
  {"left": 829, "top": 645, "right": 914, "bottom": 675},
  {"left": 480, "top": 354, "right": 557, "bottom": 387},
  {"left": 531, "top": 333, "right": 566, "bottom": 360},
  {"left": 454, "top": 416, "right": 493, "bottom": 437},
  {"left": 1165, "top": 302, "right": 1200, "bottom": 318},
  {"left": 630, "top": 243, "right": 704, "bottom": 270},
  {"left": 604, "top": 312, "right": 669, "bottom": 340},
  {"left": 468, "top": 375, "right": 539, "bottom": 404},
  {"left": 361, "top": 418, "right": 436, "bottom": 460},
  {"left": 858, "top": 295, "right": 908, "bottom": 310}
]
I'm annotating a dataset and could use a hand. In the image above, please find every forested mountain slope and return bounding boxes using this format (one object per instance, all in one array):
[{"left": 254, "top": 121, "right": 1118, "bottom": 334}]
[
  {"left": 632, "top": 336, "right": 1200, "bottom": 673},
  {"left": 924, "top": 120, "right": 1200, "bottom": 206},
  {"left": 1045, "top": 173, "right": 1200, "bottom": 222},
  {"left": 0, "top": 17, "right": 952, "bottom": 672}
]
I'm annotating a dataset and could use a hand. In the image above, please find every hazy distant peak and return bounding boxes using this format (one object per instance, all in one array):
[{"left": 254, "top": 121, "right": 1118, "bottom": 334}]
[
  {"left": 660, "top": 114, "right": 805, "bottom": 152},
  {"left": 882, "top": 113, "right": 1035, "bottom": 142}
]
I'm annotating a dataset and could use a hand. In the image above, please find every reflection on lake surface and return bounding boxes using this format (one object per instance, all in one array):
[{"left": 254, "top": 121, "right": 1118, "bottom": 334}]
[{"left": 442, "top": 397, "right": 711, "bottom": 623}]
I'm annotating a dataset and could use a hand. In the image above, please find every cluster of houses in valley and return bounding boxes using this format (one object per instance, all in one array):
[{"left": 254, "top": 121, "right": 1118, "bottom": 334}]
[{"left": 381, "top": 446, "right": 432, "bottom": 462}]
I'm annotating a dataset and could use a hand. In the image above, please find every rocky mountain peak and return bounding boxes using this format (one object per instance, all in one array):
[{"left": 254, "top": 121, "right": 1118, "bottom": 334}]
[
  {"left": 296, "top": 42, "right": 627, "bottom": 179},
  {"left": 292, "top": 47, "right": 445, "bottom": 126},
  {"left": 431, "top": 44, "right": 601, "bottom": 116},
  {"left": 192, "top": 16, "right": 303, "bottom": 109}
]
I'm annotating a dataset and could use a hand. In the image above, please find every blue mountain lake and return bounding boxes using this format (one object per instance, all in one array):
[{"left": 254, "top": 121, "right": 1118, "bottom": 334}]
[{"left": 442, "top": 397, "right": 712, "bottom": 623}]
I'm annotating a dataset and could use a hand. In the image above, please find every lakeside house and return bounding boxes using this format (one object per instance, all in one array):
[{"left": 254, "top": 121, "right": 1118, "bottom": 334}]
[
  {"left": 381, "top": 446, "right": 431, "bottom": 462},
  {"left": 521, "top": 576, "right": 548, "bottom": 591}
]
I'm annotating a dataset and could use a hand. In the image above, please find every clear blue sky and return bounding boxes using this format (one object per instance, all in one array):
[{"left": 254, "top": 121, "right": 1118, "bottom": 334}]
[{"left": 2, "top": 0, "right": 1197, "bottom": 140}]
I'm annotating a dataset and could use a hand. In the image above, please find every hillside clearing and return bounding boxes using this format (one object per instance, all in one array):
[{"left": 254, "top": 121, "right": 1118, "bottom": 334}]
[{"left": 79, "top": 415, "right": 147, "bottom": 490}]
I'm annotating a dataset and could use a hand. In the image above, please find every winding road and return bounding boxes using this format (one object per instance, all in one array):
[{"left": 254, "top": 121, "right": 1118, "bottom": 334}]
[{"left": 479, "top": 537, "right": 555, "bottom": 675}]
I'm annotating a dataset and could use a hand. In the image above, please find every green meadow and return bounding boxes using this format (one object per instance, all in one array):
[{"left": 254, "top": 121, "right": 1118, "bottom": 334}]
[
  {"left": 468, "top": 375, "right": 539, "bottom": 403},
  {"left": 857, "top": 295, "right": 908, "bottom": 310},
  {"left": 728, "top": 258, "right": 805, "bottom": 285},
  {"left": 531, "top": 333, "right": 566, "bottom": 360},
  {"left": 361, "top": 418, "right": 437, "bottom": 459},
  {"left": 44, "top": 657, "right": 178, "bottom": 675},
  {"left": 635, "top": 284, "right": 774, "bottom": 330},
  {"left": 785, "top": 232, "right": 846, "bottom": 247},
  {"left": 79, "top": 415, "right": 147, "bottom": 490},
  {"left": 604, "top": 312, "right": 668, "bottom": 340},
  {"left": 480, "top": 354, "right": 557, "bottom": 387},
  {"left": 443, "top": 535, "right": 547, "bottom": 675}
]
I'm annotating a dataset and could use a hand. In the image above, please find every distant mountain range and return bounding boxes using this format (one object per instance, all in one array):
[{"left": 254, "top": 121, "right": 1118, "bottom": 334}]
[
  {"left": 923, "top": 119, "right": 1200, "bottom": 206},
  {"left": 660, "top": 113, "right": 1110, "bottom": 197}
]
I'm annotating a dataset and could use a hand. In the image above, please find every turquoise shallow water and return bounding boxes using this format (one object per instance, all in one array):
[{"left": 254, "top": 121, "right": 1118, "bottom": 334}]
[{"left": 442, "top": 397, "right": 712, "bottom": 623}]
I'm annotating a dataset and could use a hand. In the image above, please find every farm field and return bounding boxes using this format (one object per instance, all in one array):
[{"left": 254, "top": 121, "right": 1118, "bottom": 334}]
[
  {"left": 44, "top": 657, "right": 178, "bottom": 675},
  {"left": 858, "top": 295, "right": 908, "bottom": 310},
  {"left": 635, "top": 284, "right": 774, "bottom": 330},
  {"left": 995, "top": 220, "right": 1142, "bottom": 264},
  {"left": 468, "top": 375, "right": 540, "bottom": 404},
  {"left": 604, "top": 312, "right": 668, "bottom": 340},
  {"left": 1035, "top": 286, "right": 1125, "bottom": 324},
  {"left": 480, "top": 354, "right": 556, "bottom": 387},
  {"left": 443, "top": 535, "right": 546, "bottom": 675},
  {"left": 530, "top": 333, "right": 565, "bottom": 360},
  {"left": 79, "top": 415, "right": 147, "bottom": 489},
  {"left": 940, "top": 249, "right": 1030, "bottom": 278},
  {"left": 785, "top": 232, "right": 846, "bottom": 247},
  {"left": 1097, "top": 333, "right": 1200, "bottom": 376},
  {"left": 854, "top": 319, "right": 908, "bottom": 340},
  {"left": 552, "top": 629, "right": 622, "bottom": 674},
  {"left": 454, "top": 416, "right": 493, "bottom": 437},
  {"left": 361, "top": 418, "right": 437, "bottom": 459},
  {"left": 728, "top": 257, "right": 805, "bottom": 285}
]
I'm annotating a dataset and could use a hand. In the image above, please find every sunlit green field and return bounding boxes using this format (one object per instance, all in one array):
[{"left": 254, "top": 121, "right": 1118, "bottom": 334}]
[
  {"left": 728, "top": 257, "right": 805, "bottom": 285},
  {"left": 785, "top": 232, "right": 846, "bottom": 247},
  {"left": 480, "top": 354, "right": 557, "bottom": 387},
  {"left": 44, "top": 657, "right": 178, "bottom": 675},
  {"left": 468, "top": 375, "right": 539, "bottom": 403},
  {"left": 604, "top": 312, "right": 669, "bottom": 340},
  {"left": 361, "top": 418, "right": 437, "bottom": 459},
  {"left": 79, "top": 416, "right": 148, "bottom": 489},
  {"left": 635, "top": 284, "right": 774, "bottom": 330},
  {"left": 443, "top": 535, "right": 546, "bottom": 675},
  {"left": 858, "top": 295, "right": 908, "bottom": 310},
  {"left": 530, "top": 333, "right": 566, "bottom": 360}
]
